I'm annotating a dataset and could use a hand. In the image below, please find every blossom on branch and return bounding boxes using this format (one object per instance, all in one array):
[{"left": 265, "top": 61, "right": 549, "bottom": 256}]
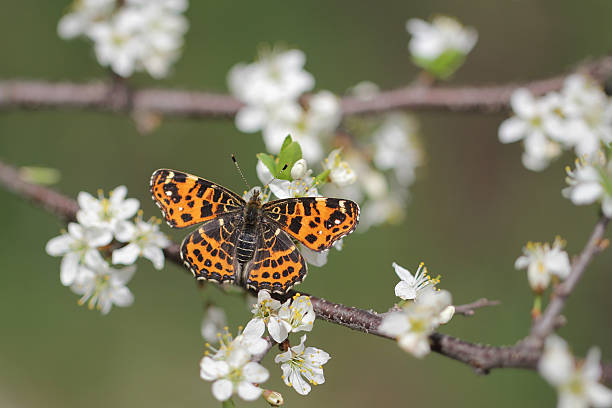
[
  {"left": 563, "top": 153, "right": 612, "bottom": 217},
  {"left": 70, "top": 251, "right": 135, "bottom": 314},
  {"left": 499, "top": 74, "right": 612, "bottom": 171},
  {"left": 379, "top": 288, "right": 453, "bottom": 358},
  {"left": 58, "top": 0, "right": 188, "bottom": 78},
  {"left": 392, "top": 261, "right": 439, "bottom": 301},
  {"left": 514, "top": 237, "right": 571, "bottom": 293},
  {"left": 200, "top": 345, "right": 269, "bottom": 402},
  {"left": 45, "top": 222, "right": 112, "bottom": 286},
  {"left": 112, "top": 213, "right": 170, "bottom": 269},
  {"left": 406, "top": 15, "right": 477, "bottom": 78},
  {"left": 77, "top": 185, "right": 139, "bottom": 236},
  {"left": 539, "top": 335, "right": 612, "bottom": 408},
  {"left": 274, "top": 335, "right": 330, "bottom": 395}
]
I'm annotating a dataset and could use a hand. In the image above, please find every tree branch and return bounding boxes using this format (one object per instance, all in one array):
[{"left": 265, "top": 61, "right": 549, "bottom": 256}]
[
  {"left": 1, "top": 159, "right": 610, "bottom": 384},
  {"left": 1, "top": 57, "right": 612, "bottom": 118}
]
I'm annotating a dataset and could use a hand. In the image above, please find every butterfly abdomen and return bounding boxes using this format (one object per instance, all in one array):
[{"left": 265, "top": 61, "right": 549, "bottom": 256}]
[{"left": 236, "top": 230, "right": 257, "bottom": 264}]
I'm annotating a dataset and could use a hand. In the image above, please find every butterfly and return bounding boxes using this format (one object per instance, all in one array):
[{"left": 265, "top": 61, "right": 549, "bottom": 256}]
[{"left": 150, "top": 169, "right": 360, "bottom": 294}]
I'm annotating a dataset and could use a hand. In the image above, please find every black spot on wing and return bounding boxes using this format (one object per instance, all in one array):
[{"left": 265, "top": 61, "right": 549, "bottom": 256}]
[
  {"left": 289, "top": 216, "right": 302, "bottom": 234},
  {"left": 305, "top": 234, "right": 317, "bottom": 244}
]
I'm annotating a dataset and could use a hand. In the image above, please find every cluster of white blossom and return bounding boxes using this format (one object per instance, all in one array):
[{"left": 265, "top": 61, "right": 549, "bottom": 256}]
[
  {"left": 563, "top": 151, "right": 612, "bottom": 217},
  {"left": 228, "top": 48, "right": 341, "bottom": 162},
  {"left": 46, "top": 186, "right": 170, "bottom": 314},
  {"left": 379, "top": 262, "right": 455, "bottom": 358},
  {"left": 514, "top": 237, "right": 571, "bottom": 294},
  {"left": 58, "top": 0, "right": 188, "bottom": 78},
  {"left": 539, "top": 335, "right": 612, "bottom": 408},
  {"left": 199, "top": 292, "right": 329, "bottom": 402},
  {"left": 499, "top": 74, "right": 612, "bottom": 171},
  {"left": 406, "top": 15, "right": 477, "bottom": 78}
]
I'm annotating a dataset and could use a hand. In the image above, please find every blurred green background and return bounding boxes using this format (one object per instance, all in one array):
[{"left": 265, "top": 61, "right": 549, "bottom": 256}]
[{"left": 2, "top": 1, "right": 612, "bottom": 407}]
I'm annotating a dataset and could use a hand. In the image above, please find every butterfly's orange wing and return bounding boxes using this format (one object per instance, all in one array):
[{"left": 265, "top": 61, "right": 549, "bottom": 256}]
[
  {"left": 150, "top": 169, "right": 245, "bottom": 228},
  {"left": 262, "top": 197, "right": 360, "bottom": 252},
  {"left": 180, "top": 213, "right": 241, "bottom": 283},
  {"left": 244, "top": 220, "right": 307, "bottom": 294}
]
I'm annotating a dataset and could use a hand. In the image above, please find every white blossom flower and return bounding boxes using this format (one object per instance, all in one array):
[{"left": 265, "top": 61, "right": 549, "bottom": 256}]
[
  {"left": 59, "top": 0, "right": 188, "bottom": 78},
  {"left": 200, "top": 345, "right": 269, "bottom": 402},
  {"left": 406, "top": 16, "right": 477, "bottom": 61},
  {"left": 539, "top": 335, "right": 612, "bottom": 408},
  {"left": 245, "top": 291, "right": 289, "bottom": 343},
  {"left": 268, "top": 167, "right": 320, "bottom": 199},
  {"left": 87, "top": 9, "right": 148, "bottom": 77},
  {"left": 135, "top": 2, "right": 188, "bottom": 78},
  {"left": 277, "top": 293, "right": 316, "bottom": 334},
  {"left": 228, "top": 49, "right": 314, "bottom": 107},
  {"left": 76, "top": 185, "right": 140, "bottom": 235},
  {"left": 323, "top": 148, "right": 357, "bottom": 187},
  {"left": 209, "top": 326, "right": 269, "bottom": 361},
  {"left": 201, "top": 305, "right": 228, "bottom": 343},
  {"left": 563, "top": 154, "right": 612, "bottom": 216},
  {"left": 372, "top": 114, "right": 423, "bottom": 186},
  {"left": 379, "top": 289, "right": 452, "bottom": 358},
  {"left": 71, "top": 251, "right": 135, "bottom": 314},
  {"left": 499, "top": 89, "right": 564, "bottom": 171},
  {"left": 514, "top": 237, "right": 571, "bottom": 293},
  {"left": 57, "top": 0, "right": 115, "bottom": 39},
  {"left": 274, "top": 335, "right": 330, "bottom": 395},
  {"left": 112, "top": 215, "right": 170, "bottom": 269},
  {"left": 45, "top": 222, "right": 112, "bottom": 286},
  {"left": 557, "top": 74, "right": 612, "bottom": 157},
  {"left": 392, "top": 261, "right": 439, "bottom": 301}
]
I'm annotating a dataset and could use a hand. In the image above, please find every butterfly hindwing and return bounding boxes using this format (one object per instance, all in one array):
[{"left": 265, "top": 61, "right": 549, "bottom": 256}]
[
  {"left": 150, "top": 169, "right": 245, "bottom": 229},
  {"left": 180, "top": 213, "right": 242, "bottom": 283},
  {"left": 263, "top": 197, "right": 360, "bottom": 251},
  {"left": 244, "top": 220, "right": 307, "bottom": 294}
]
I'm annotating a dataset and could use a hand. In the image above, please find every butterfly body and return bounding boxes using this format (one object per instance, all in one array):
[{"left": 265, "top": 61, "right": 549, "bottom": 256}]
[{"left": 150, "top": 169, "right": 359, "bottom": 294}]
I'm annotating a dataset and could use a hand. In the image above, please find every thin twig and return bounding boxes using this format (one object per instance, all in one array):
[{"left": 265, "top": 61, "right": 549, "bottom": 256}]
[
  {"left": 454, "top": 298, "right": 500, "bottom": 316},
  {"left": 1, "top": 57, "right": 612, "bottom": 118},
  {"left": 1, "top": 159, "right": 610, "bottom": 384},
  {"left": 527, "top": 216, "right": 610, "bottom": 347}
]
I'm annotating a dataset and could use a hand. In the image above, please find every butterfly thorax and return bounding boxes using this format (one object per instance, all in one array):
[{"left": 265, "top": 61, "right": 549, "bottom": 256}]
[{"left": 235, "top": 195, "right": 263, "bottom": 284}]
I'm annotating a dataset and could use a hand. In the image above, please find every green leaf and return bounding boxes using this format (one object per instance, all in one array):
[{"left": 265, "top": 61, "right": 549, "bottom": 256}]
[
  {"left": 313, "top": 169, "right": 330, "bottom": 186},
  {"left": 19, "top": 166, "right": 61, "bottom": 185},
  {"left": 276, "top": 137, "right": 303, "bottom": 180},
  {"left": 280, "top": 134, "right": 294, "bottom": 152},
  {"left": 596, "top": 166, "right": 612, "bottom": 198},
  {"left": 412, "top": 49, "right": 466, "bottom": 79},
  {"left": 221, "top": 399, "right": 235, "bottom": 408},
  {"left": 256, "top": 153, "right": 277, "bottom": 177}
]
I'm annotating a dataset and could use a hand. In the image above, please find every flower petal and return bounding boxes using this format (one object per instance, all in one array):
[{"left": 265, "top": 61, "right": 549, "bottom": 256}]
[
  {"left": 211, "top": 379, "right": 234, "bottom": 401},
  {"left": 237, "top": 381, "right": 263, "bottom": 401},
  {"left": 60, "top": 252, "right": 81, "bottom": 286},
  {"left": 242, "top": 362, "right": 270, "bottom": 384},
  {"left": 112, "top": 243, "right": 140, "bottom": 266}
]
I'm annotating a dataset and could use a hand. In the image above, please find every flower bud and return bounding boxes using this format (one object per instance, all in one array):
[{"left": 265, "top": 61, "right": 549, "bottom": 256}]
[
  {"left": 263, "top": 389, "right": 284, "bottom": 406},
  {"left": 291, "top": 159, "right": 308, "bottom": 180}
]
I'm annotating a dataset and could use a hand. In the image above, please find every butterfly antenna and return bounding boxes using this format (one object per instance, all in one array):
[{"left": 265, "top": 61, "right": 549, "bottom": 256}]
[{"left": 231, "top": 154, "right": 251, "bottom": 190}]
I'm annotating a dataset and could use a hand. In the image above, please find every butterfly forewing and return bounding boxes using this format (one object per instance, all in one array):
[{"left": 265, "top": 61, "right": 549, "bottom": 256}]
[
  {"left": 244, "top": 220, "right": 307, "bottom": 294},
  {"left": 263, "top": 197, "right": 360, "bottom": 251},
  {"left": 180, "top": 213, "right": 242, "bottom": 283},
  {"left": 150, "top": 169, "right": 245, "bottom": 228}
]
